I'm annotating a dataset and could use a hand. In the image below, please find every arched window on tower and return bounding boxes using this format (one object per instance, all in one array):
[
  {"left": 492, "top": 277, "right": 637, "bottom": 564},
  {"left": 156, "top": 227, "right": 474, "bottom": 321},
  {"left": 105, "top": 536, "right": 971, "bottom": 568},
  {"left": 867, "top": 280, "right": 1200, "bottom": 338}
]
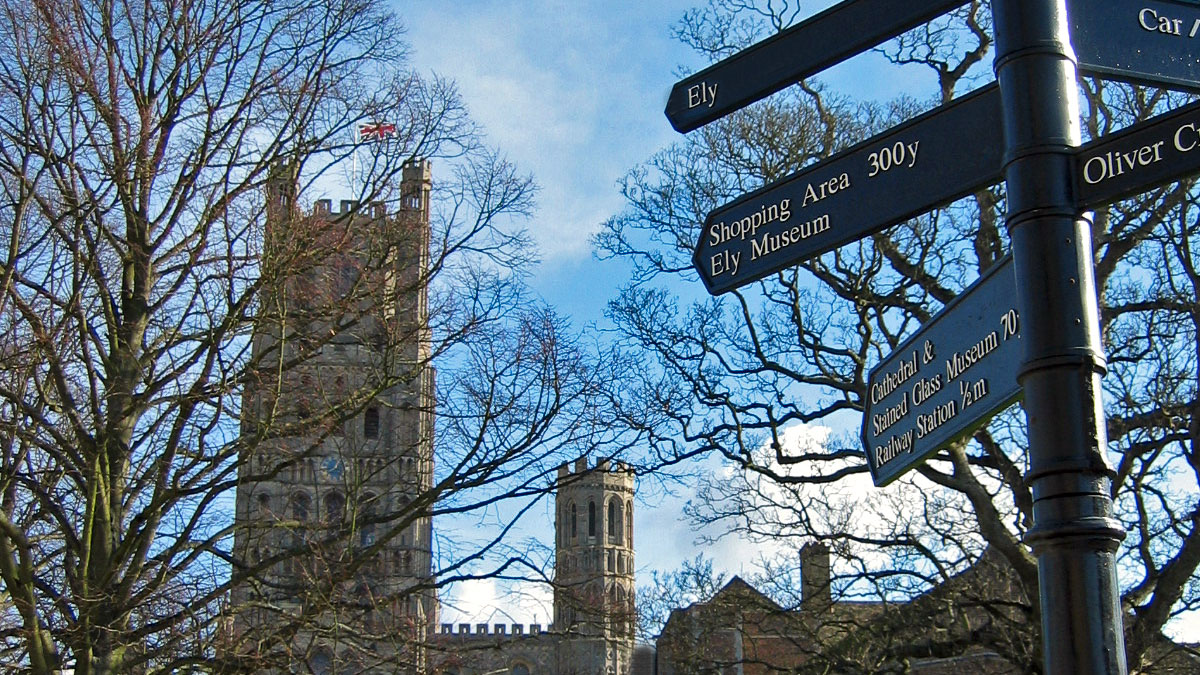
[
  {"left": 324, "top": 491, "right": 345, "bottom": 527},
  {"left": 588, "top": 501, "right": 596, "bottom": 538},
  {"left": 360, "top": 492, "right": 377, "bottom": 547},
  {"left": 287, "top": 492, "right": 310, "bottom": 559},
  {"left": 310, "top": 648, "right": 332, "bottom": 675},
  {"left": 331, "top": 377, "right": 345, "bottom": 436},
  {"left": 336, "top": 259, "right": 359, "bottom": 297},
  {"left": 511, "top": 664, "right": 531, "bottom": 675},
  {"left": 607, "top": 499, "right": 617, "bottom": 542},
  {"left": 571, "top": 503, "right": 578, "bottom": 540},
  {"left": 298, "top": 375, "right": 314, "bottom": 420},
  {"left": 364, "top": 406, "right": 380, "bottom": 439}
]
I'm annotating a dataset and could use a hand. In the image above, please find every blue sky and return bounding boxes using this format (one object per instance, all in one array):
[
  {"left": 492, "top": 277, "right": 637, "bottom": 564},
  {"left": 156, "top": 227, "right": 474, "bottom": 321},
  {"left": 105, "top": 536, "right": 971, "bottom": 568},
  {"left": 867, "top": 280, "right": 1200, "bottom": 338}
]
[
  {"left": 392, "top": 0, "right": 948, "bottom": 627},
  {"left": 393, "top": 0, "right": 1200, "bottom": 644},
  {"left": 400, "top": 0, "right": 938, "bottom": 325},
  {"left": 401, "top": 0, "right": 698, "bottom": 326},
  {"left": 397, "top": 0, "right": 786, "bottom": 624}
]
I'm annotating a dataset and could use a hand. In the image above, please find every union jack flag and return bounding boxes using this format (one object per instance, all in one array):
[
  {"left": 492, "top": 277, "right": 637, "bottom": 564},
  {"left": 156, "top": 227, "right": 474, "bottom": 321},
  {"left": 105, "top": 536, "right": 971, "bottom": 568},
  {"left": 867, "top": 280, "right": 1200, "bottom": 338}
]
[{"left": 358, "top": 121, "right": 396, "bottom": 141}]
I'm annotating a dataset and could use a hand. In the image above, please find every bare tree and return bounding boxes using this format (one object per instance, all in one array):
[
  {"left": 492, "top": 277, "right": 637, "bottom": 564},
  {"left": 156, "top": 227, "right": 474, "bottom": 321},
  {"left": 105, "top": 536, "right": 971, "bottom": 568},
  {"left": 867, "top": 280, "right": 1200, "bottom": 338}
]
[
  {"left": 636, "top": 554, "right": 726, "bottom": 641},
  {"left": 602, "top": 1, "right": 1200, "bottom": 671},
  {"left": 0, "top": 0, "right": 633, "bottom": 673}
]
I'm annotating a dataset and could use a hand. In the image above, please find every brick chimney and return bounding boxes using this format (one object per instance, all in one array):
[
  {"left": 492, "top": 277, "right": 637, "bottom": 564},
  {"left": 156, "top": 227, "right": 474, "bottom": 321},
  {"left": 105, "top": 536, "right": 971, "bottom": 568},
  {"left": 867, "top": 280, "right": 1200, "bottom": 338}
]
[{"left": 800, "top": 542, "right": 831, "bottom": 609}]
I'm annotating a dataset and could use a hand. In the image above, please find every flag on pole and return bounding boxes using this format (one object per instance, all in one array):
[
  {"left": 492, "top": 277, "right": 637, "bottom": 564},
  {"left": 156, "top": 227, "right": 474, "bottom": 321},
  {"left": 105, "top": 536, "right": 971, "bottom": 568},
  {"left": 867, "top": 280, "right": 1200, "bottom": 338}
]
[{"left": 358, "top": 121, "right": 396, "bottom": 141}]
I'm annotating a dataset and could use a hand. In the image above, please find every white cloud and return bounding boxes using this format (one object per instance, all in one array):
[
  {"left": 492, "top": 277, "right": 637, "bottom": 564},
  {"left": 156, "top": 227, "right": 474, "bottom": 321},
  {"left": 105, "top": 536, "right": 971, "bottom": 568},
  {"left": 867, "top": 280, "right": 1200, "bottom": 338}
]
[
  {"left": 440, "top": 576, "right": 554, "bottom": 628},
  {"left": 632, "top": 422, "right": 987, "bottom": 586},
  {"left": 632, "top": 424, "right": 841, "bottom": 579},
  {"left": 401, "top": 0, "right": 695, "bottom": 262}
]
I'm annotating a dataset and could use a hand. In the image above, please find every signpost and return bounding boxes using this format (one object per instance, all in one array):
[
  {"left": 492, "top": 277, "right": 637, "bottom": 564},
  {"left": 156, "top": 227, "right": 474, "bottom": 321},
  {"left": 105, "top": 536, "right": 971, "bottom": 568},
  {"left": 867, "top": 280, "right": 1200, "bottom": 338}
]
[
  {"left": 1072, "top": 0, "right": 1200, "bottom": 93},
  {"left": 862, "top": 257, "right": 1022, "bottom": 487},
  {"left": 664, "top": 0, "right": 967, "bottom": 132},
  {"left": 665, "top": 0, "right": 1200, "bottom": 671},
  {"left": 993, "top": 3, "right": 1127, "bottom": 672},
  {"left": 695, "top": 85, "right": 1002, "bottom": 295}
]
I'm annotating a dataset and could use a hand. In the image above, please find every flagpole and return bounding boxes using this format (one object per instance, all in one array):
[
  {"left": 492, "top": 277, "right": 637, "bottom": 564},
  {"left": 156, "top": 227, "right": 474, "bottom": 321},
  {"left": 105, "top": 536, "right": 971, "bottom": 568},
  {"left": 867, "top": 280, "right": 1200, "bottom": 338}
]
[{"left": 352, "top": 124, "right": 359, "bottom": 196}]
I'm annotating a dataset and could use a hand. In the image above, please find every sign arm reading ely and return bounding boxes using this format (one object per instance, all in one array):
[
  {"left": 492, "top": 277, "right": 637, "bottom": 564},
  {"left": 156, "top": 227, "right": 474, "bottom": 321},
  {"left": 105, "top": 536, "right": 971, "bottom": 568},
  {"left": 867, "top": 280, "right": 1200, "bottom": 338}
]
[{"left": 664, "top": 0, "right": 969, "bottom": 132}]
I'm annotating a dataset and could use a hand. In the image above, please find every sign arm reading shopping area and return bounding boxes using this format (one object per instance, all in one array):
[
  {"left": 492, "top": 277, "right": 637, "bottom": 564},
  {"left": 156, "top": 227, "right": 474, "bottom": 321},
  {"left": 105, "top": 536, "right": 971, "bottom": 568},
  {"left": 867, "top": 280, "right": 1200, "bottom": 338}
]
[{"left": 693, "top": 83, "right": 1002, "bottom": 295}]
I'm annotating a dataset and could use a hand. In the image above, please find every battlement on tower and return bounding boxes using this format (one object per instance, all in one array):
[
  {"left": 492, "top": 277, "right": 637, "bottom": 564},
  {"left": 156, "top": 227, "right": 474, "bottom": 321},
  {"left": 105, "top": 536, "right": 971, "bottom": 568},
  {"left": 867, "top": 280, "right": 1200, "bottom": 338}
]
[
  {"left": 306, "top": 159, "right": 431, "bottom": 222},
  {"left": 436, "top": 622, "right": 554, "bottom": 639},
  {"left": 312, "top": 198, "right": 389, "bottom": 219},
  {"left": 427, "top": 452, "right": 636, "bottom": 673},
  {"left": 556, "top": 456, "right": 634, "bottom": 491},
  {"left": 233, "top": 157, "right": 438, "bottom": 669}
]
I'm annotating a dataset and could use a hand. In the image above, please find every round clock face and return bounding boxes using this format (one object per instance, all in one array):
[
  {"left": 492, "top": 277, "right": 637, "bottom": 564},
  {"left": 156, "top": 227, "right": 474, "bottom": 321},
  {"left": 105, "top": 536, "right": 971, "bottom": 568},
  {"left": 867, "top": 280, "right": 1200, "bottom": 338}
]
[{"left": 321, "top": 455, "right": 344, "bottom": 480}]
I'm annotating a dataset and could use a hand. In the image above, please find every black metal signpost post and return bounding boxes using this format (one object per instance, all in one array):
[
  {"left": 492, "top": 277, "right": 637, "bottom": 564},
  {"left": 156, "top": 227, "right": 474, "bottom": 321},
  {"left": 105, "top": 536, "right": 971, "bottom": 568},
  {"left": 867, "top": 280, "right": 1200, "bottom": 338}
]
[
  {"left": 666, "top": 0, "right": 1200, "bottom": 671},
  {"left": 993, "top": 1, "right": 1126, "bottom": 671}
]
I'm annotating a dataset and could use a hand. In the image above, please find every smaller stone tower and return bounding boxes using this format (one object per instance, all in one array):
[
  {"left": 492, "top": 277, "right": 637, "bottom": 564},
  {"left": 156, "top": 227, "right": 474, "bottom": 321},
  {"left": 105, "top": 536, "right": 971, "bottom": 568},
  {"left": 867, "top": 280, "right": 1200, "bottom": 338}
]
[{"left": 554, "top": 457, "right": 635, "bottom": 674}]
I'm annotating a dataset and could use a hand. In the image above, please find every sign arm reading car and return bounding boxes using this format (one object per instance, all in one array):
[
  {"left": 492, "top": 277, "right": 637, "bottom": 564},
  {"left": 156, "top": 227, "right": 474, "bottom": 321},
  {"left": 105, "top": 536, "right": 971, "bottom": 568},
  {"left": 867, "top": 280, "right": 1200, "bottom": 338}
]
[
  {"left": 1072, "top": 0, "right": 1200, "bottom": 94},
  {"left": 665, "top": 0, "right": 969, "bottom": 133}
]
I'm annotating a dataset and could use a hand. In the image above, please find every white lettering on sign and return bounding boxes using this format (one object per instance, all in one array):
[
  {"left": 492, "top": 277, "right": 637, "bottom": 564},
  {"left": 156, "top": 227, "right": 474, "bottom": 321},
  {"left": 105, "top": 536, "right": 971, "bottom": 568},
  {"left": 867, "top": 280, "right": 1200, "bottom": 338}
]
[
  {"left": 911, "top": 373, "right": 942, "bottom": 406},
  {"left": 959, "top": 377, "right": 989, "bottom": 409},
  {"left": 945, "top": 329, "right": 999, "bottom": 381},
  {"left": 1081, "top": 141, "right": 1166, "bottom": 184},
  {"left": 708, "top": 198, "right": 792, "bottom": 247},
  {"left": 1140, "top": 7, "right": 1184, "bottom": 35},
  {"left": 916, "top": 399, "right": 958, "bottom": 438},
  {"left": 709, "top": 249, "right": 742, "bottom": 278},
  {"left": 868, "top": 305, "right": 1019, "bottom": 474},
  {"left": 1136, "top": 7, "right": 1200, "bottom": 38},
  {"left": 687, "top": 82, "right": 718, "bottom": 109},
  {"left": 748, "top": 214, "right": 832, "bottom": 260},
  {"left": 867, "top": 141, "right": 919, "bottom": 177},
  {"left": 921, "top": 340, "right": 936, "bottom": 364},
  {"left": 872, "top": 392, "right": 909, "bottom": 436},
  {"left": 1081, "top": 113, "right": 1200, "bottom": 190},
  {"left": 801, "top": 173, "right": 851, "bottom": 207},
  {"left": 1176, "top": 121, "right": 1200, "bottom": 152},
  {"left": 1000, "top": 309, "right": 1019, "bottom": 340},
  {"left": 875, "top": 430, "right": 914, "bottom": 467},
  {"left": 870, "top": 350, "right": 919, "bottom": 405}
]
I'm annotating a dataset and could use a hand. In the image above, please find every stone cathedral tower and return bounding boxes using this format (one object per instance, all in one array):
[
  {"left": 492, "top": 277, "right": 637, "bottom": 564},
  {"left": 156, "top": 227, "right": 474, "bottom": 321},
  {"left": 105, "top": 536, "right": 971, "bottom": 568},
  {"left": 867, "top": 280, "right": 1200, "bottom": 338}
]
[
  {"left": 231, "top": 161, "right": 437, "bottom": 673},
  {"left": 554, "top": 458, "right": 636, "bottom": 674}
]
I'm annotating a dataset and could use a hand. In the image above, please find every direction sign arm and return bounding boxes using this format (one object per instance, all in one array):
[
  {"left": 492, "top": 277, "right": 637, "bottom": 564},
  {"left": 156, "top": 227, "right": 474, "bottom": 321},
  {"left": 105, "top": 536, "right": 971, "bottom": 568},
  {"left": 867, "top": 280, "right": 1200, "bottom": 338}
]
[
  {"left": 665, "top": 0, "right": 970, "bottom": 133},
  {"left": 692, "top": 83, "right": 1003, "bottom": 295}
]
